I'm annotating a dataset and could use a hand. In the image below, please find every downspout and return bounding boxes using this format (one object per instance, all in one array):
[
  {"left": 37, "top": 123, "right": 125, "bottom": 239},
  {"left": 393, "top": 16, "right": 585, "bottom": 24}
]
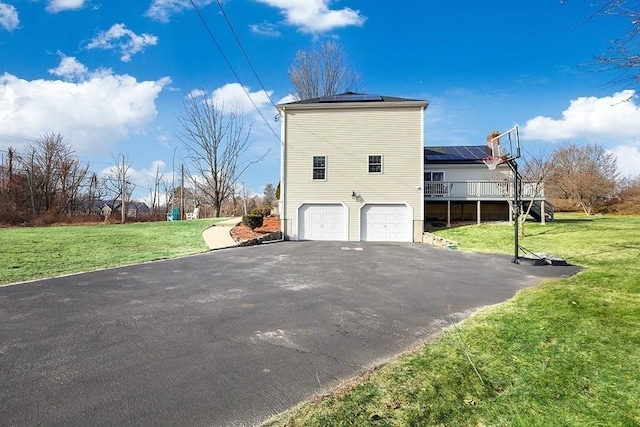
[
  {"left": 260, "top": 106, "right": 286, "bottom": 244},
  {"left": 420, "top": 104, "right": 426, "bottom": 240},
  {"left": 277, "top": 106, "right": 286, "bottom": 242}
]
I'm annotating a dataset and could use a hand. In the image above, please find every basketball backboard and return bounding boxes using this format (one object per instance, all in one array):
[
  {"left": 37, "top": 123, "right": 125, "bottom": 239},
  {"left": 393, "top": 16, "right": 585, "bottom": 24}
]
[{"left": 483, "top": 126, "right": 521, "bottom": 169}]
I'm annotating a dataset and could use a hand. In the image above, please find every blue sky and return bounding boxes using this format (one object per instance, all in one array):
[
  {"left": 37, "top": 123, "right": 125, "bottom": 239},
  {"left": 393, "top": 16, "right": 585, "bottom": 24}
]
[{"left": 1, "top": 0, "right": 639, "bottom": 200}]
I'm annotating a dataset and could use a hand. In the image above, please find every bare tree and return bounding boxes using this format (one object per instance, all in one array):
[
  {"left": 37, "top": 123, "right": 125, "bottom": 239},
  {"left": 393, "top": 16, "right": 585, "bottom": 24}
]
[
  {"left": 563, "top": 0, "right": 640, "bottom": 87},
  {"left": 147, "top": 163, "right": 164, "bottom": 216},
  {"left": 162, "top": 178, "right": 174, "bottom": 215},
  {"left": 104, "top": 154, "right": 135, "bottom": 223},
  {"left": 518, "top": 147, "right": 554, "bottom": 234},
  {"left": 21, "top": 133, "right": 89, "bottom": 216},
  {"left": 547, "top": 143, "right": 619, "bottom": 214},
  {"left": 178, "top": 91, "right": 264, "bottom": 217},
  {"left": 615, "top": 175, "right": 640, "bottom": 213},
  {"left": 288, "top": 41, "right": 361, "bottom": 100}
]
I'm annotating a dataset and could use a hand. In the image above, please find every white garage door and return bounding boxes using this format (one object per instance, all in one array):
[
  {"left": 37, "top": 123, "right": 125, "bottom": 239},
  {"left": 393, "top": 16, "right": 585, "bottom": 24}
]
[
  {"left": 361, "top": 204, "right": 412, "bottom": 242},
  {"left": 298, "top": 204, "right": 347, "bottom": 241}
]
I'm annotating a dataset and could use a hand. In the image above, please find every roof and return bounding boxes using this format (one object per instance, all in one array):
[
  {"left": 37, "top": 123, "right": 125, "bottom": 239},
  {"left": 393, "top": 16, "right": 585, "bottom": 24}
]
[
  {"left": 424, "top": 145, "right": 491, "bottom": 163},
  {"left": 278, "top": 91, "right": 428, "bottom": 107}
]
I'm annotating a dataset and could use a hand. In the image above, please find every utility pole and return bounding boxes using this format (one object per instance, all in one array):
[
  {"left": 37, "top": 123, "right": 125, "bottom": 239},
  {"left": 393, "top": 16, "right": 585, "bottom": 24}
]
[
  {"left": 180, "top": 163, "right": 184, "bottom": 220},
  {"left": 121, "top": 155, "right": 126, "bottom": 224}
]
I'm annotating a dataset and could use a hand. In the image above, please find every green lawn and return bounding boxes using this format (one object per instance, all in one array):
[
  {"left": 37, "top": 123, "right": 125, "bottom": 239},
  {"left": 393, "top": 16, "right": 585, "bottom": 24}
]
[
  {"left": 0, "top": 219, "right": 221, "bottom": 285},
  {"left": 266, "top": 213, "right": 640, "bottom": 426}
]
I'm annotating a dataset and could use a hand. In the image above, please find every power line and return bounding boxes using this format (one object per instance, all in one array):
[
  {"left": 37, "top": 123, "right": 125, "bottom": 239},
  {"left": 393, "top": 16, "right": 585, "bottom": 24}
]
[
  {"left": 0, "top": 133, "right": 41, "bottom": 143},
  {"left": 188, "top": 2, "right": 419, "bottom": 191},
  {"left": 214, "top": 0, "right": 279, "bottom": 110},
  {"left": 188, "top": 0, "right": 280, "bottom": 141}
]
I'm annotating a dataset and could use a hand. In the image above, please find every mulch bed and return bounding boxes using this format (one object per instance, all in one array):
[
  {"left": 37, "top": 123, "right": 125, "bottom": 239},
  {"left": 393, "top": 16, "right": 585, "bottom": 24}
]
[{"left": 230, "top": 216, "right": 281, "bottom": 242}]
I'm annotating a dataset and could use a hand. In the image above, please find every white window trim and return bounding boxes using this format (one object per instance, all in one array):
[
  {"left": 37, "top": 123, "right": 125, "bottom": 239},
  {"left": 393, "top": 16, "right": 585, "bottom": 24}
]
[
  {"left": 424, "top": 170, "right": 445, "bottom": 181},
  {"left": 368, "top": 155, "right": 383, "bottom": 174},
  {"left": 312, "top": 155, "right": 327, "bottom": 181}
]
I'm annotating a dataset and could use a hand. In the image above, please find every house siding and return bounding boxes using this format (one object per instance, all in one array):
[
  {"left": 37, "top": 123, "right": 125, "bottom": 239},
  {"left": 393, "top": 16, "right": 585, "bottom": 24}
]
[
  {"left": 425, "top": 163, "right": 511, "bottom": 182},
  {"left": 281, "top": 105, "right": 425, "bottom": 242}
]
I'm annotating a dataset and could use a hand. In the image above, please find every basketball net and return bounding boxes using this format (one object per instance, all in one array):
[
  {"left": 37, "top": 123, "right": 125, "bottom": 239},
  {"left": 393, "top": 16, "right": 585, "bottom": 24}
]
[
  {"left": 483, "top": 156, "right": 503, "bottom": 170},
  {"left": 484, "top": 130, "right": 507, "bottom": 170}
]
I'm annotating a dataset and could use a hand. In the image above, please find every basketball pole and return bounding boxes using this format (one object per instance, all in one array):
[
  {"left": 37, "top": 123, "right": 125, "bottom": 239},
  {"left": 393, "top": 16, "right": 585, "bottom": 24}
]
[
  {"left": 508, "top": 159, "right": 520, "bottom": 264},
  {"left": 486, "top": 126, "right": 521, "bottom": 264}
]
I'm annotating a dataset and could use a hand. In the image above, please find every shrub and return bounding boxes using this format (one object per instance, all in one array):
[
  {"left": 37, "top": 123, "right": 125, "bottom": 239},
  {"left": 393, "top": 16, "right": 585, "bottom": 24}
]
[
  {"left": 250, "top": 206, "right": 271, "bottom": 217},
  {"left": 242, "top": 214, "right": 264, "bottom": 230}
]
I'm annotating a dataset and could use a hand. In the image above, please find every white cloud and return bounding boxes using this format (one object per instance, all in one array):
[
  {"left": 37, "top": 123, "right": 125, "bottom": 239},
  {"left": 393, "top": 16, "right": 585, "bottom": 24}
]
[
  {"left": 0, "top": 2, "right": 19, "bottom": 31},
  {"left": 522, "top": 90, "right": 640, "bottom": 141},
  {"left": 207, "top": 83, "right": 273, "bottom": 112},
  {"left": 145, "top": 0, "right": 213, "bottom": 23},
  {"left": 276, "top": 93, "right": 297, "bottom": 104},
  {"left": 48, "top": 53, "right": 88, "bottom": 80},
  {"left": 522, "top": 90, "right": 640, "bottom": 178},
  {"left": 250, "top": 22, "right": 281, "bottom": 37},
  {"left": 610, "top": 144, "right": 640, "bottom": 178},
  {"left": 46, "top": 0, "right": 85, "bottom": 13},
  {"left": 255, "top": 0, "right": 366, "bottom": 34},
  {"left": 87, "top": 23, "right": 158, "bottom": 62},
  {"left": 0, "top": 57, "right": 171, "bottom": 154}
]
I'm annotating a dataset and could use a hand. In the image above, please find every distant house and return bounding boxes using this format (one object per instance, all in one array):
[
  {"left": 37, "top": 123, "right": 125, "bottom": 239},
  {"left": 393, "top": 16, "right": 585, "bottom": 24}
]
[
  {"left": 277, "top": 92, "right": 428, "bottom": 242},
  {"left": 100, "top": 200, "right": 150, "bottom": 218}
]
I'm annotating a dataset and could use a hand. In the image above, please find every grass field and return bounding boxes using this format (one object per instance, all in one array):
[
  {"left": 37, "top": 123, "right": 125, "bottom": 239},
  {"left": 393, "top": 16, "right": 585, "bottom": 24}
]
[
  {"left": 0, "top": 219, "right": 221, "bottom": 285},
  {"left": 266, "top": 213, "right": 640, "bottom": 426}
]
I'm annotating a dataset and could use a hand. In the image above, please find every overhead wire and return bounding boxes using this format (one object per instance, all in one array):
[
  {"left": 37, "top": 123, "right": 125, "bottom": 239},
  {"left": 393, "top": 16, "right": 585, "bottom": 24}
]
[
  {"left": 203, "top": 2, "right": 427, "bottom": 190},
  {"left": 214, "top": 0, "right": 279, "bottom": 110},
  {"left": 187, "top": 0, "right": 280, "bottom": 141}
]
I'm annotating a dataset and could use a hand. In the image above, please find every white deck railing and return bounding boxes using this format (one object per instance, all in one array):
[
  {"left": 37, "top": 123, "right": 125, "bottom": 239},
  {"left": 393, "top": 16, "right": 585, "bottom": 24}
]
[{"left": 424, "top": 181, "right": 544, "bottom": 200}]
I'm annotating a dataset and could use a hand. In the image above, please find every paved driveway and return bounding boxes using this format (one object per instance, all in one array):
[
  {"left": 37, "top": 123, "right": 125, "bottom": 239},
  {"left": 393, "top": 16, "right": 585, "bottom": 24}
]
[{"left": 0, "top": 242, "right": 579, "bottom": 426}]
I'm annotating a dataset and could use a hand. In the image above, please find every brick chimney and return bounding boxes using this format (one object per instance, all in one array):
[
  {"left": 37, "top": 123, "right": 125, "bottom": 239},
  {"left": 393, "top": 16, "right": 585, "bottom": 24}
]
[{"left": 486, "top": 130, "right": 501, "bottom": 157}]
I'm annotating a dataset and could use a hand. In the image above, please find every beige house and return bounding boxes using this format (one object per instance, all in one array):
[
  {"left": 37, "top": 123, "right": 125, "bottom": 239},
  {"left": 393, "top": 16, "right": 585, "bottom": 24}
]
[{"left": 277, "top": 92, "right": 428, "bottom": 242}]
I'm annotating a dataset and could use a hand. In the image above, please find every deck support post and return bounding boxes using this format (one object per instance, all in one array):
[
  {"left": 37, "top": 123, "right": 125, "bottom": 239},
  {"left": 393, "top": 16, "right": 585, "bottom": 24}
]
[
  {"left": 477, "top": 200, "right": 481, "bottom": 225},
  {"left": 447, "top": 200, "right": 451, "bottom": 228}
]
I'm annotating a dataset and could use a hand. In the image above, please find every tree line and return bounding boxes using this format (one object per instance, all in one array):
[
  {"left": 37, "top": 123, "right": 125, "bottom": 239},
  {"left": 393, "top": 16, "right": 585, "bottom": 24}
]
[
  {"left": 522, "top": 142, "right": 639, "bottom": 215},
  {"left": 0, "top": 132, "right": 276, "bottom": 225}
]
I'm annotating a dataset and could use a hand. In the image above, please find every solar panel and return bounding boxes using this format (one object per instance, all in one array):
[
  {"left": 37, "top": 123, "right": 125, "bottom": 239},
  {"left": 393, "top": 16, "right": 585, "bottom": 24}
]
[
  {"left": 424, "top": 145, "right": 489, "bottom": 162},
  {"left": 319, "top": 93, "right": 383, "bottom": 103}
]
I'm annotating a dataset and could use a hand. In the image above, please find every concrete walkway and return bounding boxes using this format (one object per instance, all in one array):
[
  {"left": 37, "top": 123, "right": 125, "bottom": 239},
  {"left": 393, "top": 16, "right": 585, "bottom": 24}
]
[{"left": 201, "top": 217, "right": 242, "bottom": 250}]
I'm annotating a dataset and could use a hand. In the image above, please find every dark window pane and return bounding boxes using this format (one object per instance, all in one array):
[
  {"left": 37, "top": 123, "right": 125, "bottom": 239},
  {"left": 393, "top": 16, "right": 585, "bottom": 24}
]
[
  {"left": 368, "top": 155, "right": 382, "bottom": 173},
  {"left": 313, "top": 156, "right": 326, "bottom": 180}
]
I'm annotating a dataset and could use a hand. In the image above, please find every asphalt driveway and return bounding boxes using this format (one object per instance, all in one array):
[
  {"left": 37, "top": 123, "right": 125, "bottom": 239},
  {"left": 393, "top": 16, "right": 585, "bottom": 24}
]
[{"left": 0, "top": 241, "right": 580, "bottom": 426}]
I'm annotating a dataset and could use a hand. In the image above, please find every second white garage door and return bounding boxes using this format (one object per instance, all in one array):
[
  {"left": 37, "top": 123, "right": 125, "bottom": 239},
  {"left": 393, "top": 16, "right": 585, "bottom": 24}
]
[
  {"left": 298, "top": 203, "right": 347, "bottom": 241},
  {"left": 361, "top": 204, "right": 412, "bottom": 242}
]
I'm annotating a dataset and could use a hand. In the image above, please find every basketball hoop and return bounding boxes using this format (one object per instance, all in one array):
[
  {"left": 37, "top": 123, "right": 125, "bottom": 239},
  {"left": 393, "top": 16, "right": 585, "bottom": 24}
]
[{"left": 483, "top": 156, "right": 503, "bottom": 170}]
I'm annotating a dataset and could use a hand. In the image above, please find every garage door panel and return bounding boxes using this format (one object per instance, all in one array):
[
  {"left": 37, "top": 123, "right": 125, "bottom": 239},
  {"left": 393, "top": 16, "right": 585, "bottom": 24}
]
[
  {"left": 299, "top": 204, "right": 346, "bottom": 241},
  {"left": 361, "top": 204, "right": 411, "bottom": 242}
]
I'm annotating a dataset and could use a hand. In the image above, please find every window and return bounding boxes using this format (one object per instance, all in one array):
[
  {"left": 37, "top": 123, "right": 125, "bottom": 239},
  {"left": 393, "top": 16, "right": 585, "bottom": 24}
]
[
  {"left": 368, "top": 155, "right": 382, "bottom": 173},
  {"left": 313, "top": 156, "right": 326, "bottom": 180},
  {"left": 425, "top": 171, "right": 444, "bottom": 182},
  {"left": 424, "top": 171, "right": 446, "bottom": 196}
]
